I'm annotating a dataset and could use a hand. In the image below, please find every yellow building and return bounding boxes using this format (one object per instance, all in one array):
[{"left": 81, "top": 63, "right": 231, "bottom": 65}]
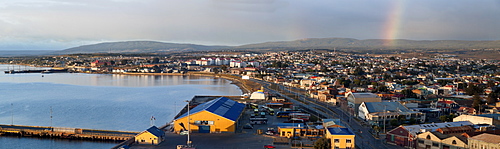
[
  {"left": 277, "top": 123, "right": 324, "bottom": 138},
  {"left": 173, "top": 97, "right": 245, "bottom": 133},
  {"left": 326, "top": 127, "right": 355, "bottom": 149},
  {"left": 417, "top": 131, "right": 468, "bottom": 149},
  {"left": 469, "top": 133, "right": 500, "bottom": 149},
  {"left": 134, "top": 126, "right": 165, "bottom": 145}
]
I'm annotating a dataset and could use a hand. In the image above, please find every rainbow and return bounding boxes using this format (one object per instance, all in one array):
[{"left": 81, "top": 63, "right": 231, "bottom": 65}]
[{"left": 382, "top": 0, "right": 405, "bottom": 47}]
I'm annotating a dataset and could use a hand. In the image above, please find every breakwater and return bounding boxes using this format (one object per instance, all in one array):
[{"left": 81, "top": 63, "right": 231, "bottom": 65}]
[{"left": 0, "top": 124, "right": 138, "bottom": 142}]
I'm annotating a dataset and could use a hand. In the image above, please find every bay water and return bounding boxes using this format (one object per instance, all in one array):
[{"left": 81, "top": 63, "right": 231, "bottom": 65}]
[{"left": 0, "top": 64, "right": 242, "bottom": 148}]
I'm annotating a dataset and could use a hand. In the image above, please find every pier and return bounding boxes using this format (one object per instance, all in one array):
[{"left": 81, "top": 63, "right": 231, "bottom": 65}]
[
  {"left": 4, "top": 69, "right": 68, "bottom": 74},
  {"left": 0, "top": 124, "right": 138, "bottom": 142}
]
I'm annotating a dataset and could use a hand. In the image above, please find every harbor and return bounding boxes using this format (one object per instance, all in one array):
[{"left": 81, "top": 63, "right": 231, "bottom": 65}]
[{"left": 0, "top": 66, "right": 243, "bottom": 148}]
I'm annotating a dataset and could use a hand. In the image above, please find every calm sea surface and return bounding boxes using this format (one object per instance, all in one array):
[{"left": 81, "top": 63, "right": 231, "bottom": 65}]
[{"left": 0, "top": 64, "right": 242, "bottom": 149}]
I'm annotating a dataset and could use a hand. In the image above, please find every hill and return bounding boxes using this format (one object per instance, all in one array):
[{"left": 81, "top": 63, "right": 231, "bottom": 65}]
[
  {"left": 57, "top": 38, "right": 500, "bottom": 54},
  {"left": 236, "top": 38, "right": 500, "bottom": 50},
  {"left": 57, "top": 41, "right": 229, "bottom": 54}
]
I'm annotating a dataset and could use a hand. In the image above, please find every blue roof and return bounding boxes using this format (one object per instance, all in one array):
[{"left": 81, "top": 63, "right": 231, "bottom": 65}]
[
  {"left": 327, "top": 127, "right": 354, "bottom": 135},
  {"left": 146, "top": 126, "right": 164, "bottom": 137},
  {"left": 176, "top": 97, "right": 245, "bottom": 121}
]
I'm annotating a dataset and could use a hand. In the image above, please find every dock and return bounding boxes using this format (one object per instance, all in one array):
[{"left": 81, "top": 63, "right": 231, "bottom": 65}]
[
  {"left": 4, "top": 69, "right": 68, "bottom": 74},
  {"left": 0, "top": 124, "right": 138, "bottom": 142}
]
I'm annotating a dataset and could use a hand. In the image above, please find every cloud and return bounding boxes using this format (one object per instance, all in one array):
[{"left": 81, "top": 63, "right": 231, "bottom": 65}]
[{"left": 0, "top": 0, "right": 499, "bottom": 50}]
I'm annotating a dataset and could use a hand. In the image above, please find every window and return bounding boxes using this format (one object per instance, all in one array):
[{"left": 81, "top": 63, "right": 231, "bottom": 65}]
[
  {"left": 432, "top": 142, "right": 439, "bottom": 147},
  {"left": 418, "top": 140, "right": 424, "bottom": 144},
  {"left": 194, "top": 120, "right": 214, "bottom": 125},
  {"left": 346, "top": 139, "right": 352, "bottom": 143},
  {"left": 452, "top": 140, "right": 457, "bottom": 145},
  {"left": 426, "top": 135, "right": 431, "bottom": 139},
  {"left": 334, "top": 139, "right": 339, "bottom": 143}
]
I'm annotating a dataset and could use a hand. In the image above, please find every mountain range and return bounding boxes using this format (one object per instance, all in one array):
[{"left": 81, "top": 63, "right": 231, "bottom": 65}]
[{"left": 57, "top": 38, "right": 500, "bottom": 54}]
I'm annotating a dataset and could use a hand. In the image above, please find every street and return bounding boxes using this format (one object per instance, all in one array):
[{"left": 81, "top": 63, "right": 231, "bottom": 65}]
[{"left": 252, "top": 78, "right": 402, "bottom": 149}]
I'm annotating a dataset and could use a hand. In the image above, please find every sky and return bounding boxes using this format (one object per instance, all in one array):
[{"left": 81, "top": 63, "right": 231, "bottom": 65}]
[{"left": 0, "top": 0, "right": 499, "bottom": 50}]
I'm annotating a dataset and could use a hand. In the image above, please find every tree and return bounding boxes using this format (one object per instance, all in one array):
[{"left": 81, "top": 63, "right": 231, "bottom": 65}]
[
  {"left": 440, "top": 114, "right": 457, "bottom": 122},
  {"left": 401, "top": 89, "right": 416, "bottom": 98},
  {"left": 353, "top": 79, "right": 362, "bottom": 86},
  {"left": 377, "top": 85, "right": 389, "bottom": 92},
  {"left": 472, "top": 94, "right": 483, "bottom": 111},
  {"left": 390, "top": 119, "right": 399, "bottom": 126},
  {"left": 372, "top": 125, "right": 381, "bottom": 136},
  {"left": 409, "top": 118, "right": 417, "bottom": 125},
  {"left": 353, "top": 67, "right": 365, "bottom": 76},
  {"left": 437, "top": 80, "right": 452, "bottom": 86},
  {"left": 313, "top": 137, "right": 331, "bottom": 149},
  {"left": 151, "top": 57, "right": 160, "bottom": 64},
  {"left": 439, "top": 115, "right": 448, "bottom": 122},
  {"left": 487, "top": 92, "right": 498, "bottom": 104},
  {"left": 466, "top": 84, "right": 484, "bottom": 96}
]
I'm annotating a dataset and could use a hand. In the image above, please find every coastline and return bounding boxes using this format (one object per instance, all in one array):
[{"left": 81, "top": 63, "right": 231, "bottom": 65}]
[
  {"left": 113, "top": 72, "right": 257, "bottom": 94},
  {"left": 0, "top": 63, "right": 258, "bottom": 94}
]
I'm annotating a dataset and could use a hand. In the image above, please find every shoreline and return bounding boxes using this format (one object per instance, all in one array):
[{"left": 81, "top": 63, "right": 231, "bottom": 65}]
[
  {"left": 101, "top": 72, "right": 255, "bottom": 94},
  {"left": 0, "top": 63, "right": 257, "bottom": 94}
]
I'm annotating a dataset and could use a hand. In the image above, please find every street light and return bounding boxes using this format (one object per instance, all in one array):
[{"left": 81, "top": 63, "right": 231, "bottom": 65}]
[{"left": 185, "top": 100, "right": 192, "bottom": 147}]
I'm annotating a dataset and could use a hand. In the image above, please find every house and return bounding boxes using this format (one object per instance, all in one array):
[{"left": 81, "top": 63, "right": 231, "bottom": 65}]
[
  {"left": 358, "top": 101, "right": 425, "bottom": 126},
  {"left": 386, "top": 126, "right": 417, "bottom": 148},
  {"left": 417, "top": 131, "right": 467, "bottom": 149},
  {"left": 91, "top": 60, "right": 111, "bottom": 67},
  {"left": 457, "top": 107, "right": 476, "bottom": 115},
  {"left": 326, "top": 127, "right": 355, "bottom": 149},
  {"left": 134, "top": 126, "right": 165, "bottom": 145},
  {"left": 345, "top": 92, "right": 382, "bottom": 117},
  {"left": 454, "top": 114, "right": 500, "bottom": 127},
  {"left": 173, "top": 97, "right": 245, "bottom": 133},
  {"left": 468, "top": 133, "right": 500, "bottom": 149},
  {"left": 386, "top": 121, "right": 474, "bottom": 148}
]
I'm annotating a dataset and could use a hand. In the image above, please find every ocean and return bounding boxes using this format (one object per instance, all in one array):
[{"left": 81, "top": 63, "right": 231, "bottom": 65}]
[{"left": 0, "top": 64, "right": 242, "bottom": 148}]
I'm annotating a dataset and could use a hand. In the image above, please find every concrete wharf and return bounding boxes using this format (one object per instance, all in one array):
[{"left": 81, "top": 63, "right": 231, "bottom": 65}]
[{"left": 0, "top": 124, "right": 138, "bottom": 142}]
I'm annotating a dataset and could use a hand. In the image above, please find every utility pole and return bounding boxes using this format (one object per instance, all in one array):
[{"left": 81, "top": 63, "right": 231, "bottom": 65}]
[
  {"left": 185, "top": 100, "right": 192, "bottom": 147},
  {"left": 11, "top": 103, "right": 13, "bottom": 125},
  {"left": 383, "top": 105, "right": 386, "bottom": 134},
  {"left": 50, "top": 106, "right": 53, "bottom": 129}
]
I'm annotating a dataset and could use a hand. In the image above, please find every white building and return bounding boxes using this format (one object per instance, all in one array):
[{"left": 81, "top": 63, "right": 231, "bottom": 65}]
[{"left": 358, "top": 101, "right": 425, "bottom": 126}]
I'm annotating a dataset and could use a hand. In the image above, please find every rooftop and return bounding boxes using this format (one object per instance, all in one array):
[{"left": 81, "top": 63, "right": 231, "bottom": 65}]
[
  {"left": 326, "top": 127, "right": 354, "bottom": 135},
  {"left": 349, "top": 92, "right": 380, "bottom": 98},
  {"left": 175, "top": 97, "right": 245, "bottom": 121},
  {"left": 403, "top": 121, "right": 474, "bottom": 136},
  {"left": 470, "top": 133, "right": 500, "bottom": 144},
  {"left": 364, "top": 101, "right": 413, "bottom": 113}
]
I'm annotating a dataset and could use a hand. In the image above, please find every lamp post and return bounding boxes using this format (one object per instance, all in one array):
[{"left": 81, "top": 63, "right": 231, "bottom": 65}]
[
  {"left": 185, "top": 100, "right": 192, "bottom": 147},
  {"left": 11, "top": 103, "right": 13, "bottom": 125},
  {"left": 50, "top": 106, "right": 53, "bottom": 129}
]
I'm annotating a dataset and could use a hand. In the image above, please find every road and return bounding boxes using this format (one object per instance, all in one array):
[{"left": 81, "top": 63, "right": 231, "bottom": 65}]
[{"left": 251, "top": 78, "right": 402, "bottom": 149}]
